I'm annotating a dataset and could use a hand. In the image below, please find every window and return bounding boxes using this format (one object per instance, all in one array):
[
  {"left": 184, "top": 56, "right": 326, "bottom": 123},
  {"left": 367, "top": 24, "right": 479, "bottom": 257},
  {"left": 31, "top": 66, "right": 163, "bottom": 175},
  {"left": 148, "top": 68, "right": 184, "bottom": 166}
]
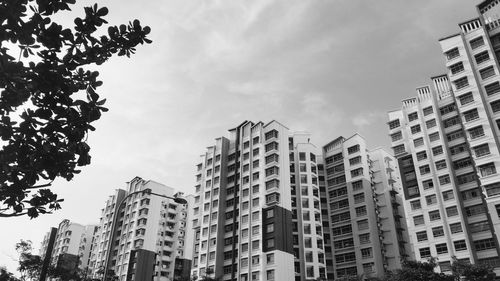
[
  {"left": 410, "top": 200, "right": 422, "bottom": 210},
  {"left": 475, "top": 51, "right": 490, "bottom": 64},
  {"left": 454, "top": 76, "right": 469, "bottom": 90},
  {"left": 426, "top": 119, "right": 437, "bottom": 129},
  {"left": 491, "top": 99, "right": 500, "bottom": 114},
  {"left": 440, "top": 175, "right": 451, "bottom": 185},
  {"left": 470, "top": 36, "right": 484, "bottom": 49},
  {"left": 361, "top": 248, "right": 372, "bottom": 259},
  {"left": 429, "top": 210, "right": 441, "bottom": 221},
  {"left": 465, "top": 205, "right": 485, "bottom": 217},
  {"left": 485, "top": 182, "right": 500, "bottom": 196},
  {"left": 265, "top": 130, "right": 278, "bottom": 140},
  {"left": 417, "top": 151, "right": 427, "bottom": 161},
  {"left": 480, "top": 66, "right": 495, "bottom": 80},
  {"left": 419, "top": 247, "right": 431, "bottom": 258},
  {"left": 446, "top": 206, "right": 459, "bottom": 217},
  {"left": 252, "top": 255, "right": 260, "bottom": 266},
  {"left": 462, "top": 188, "right": 481, "bottom": 200},
  {"left": 422, "top": 180, "right": 434, "bottom": 190},
  {"left": 411, "top": 124, "right": 421, "bottom": 134},
  {"left": 408, "top": 112, "right": 418, "bottom": 122},
  {"left": 265, "top": 142, "right": 278, "bottom": 152},
  {"left": 485, "top": 81, "right": 500, "bottom": 96},
  {"left": 389, "top": 119, "right": 400, "bottom": 129},
  {"left": 468, "top": 126, "right": 485, "bottom": 139},
  {"left": 445, "top": 48, "right": 459, "bottom": 60},
  {"left": 429, "top": 132, "right": 440, "bottom": 142},
  {"left": 416, "top": 231, "right": 428, "bottom": 242},
  {"left": 393, "top": 144, "right": 405, "bottom": 155},
  {"left": 479, "top": 163, "right": 496, "bottom": 177},
  {"left": 474, "top": 238, "right": 496, "bottom": 251},
  {"left": 444, "top": 116, "right": 460, "bottom": 128},
  {"left": 352, "top": 180, "right": 363, "bottom": 191},
  {"left": 252, "top": 271, "right": 259, "bottom": 281},
  {"left": 414, "top": 216, "right": 424, "bottom": 226},
  {"left": 356, "top": 206, "right": 367, "bottom": 217},
  {"left": 359, "top": 233, "right": 370, "bottom": 244},
  {"left": 457, "top": 172, "right": 476, "bottom": 185},
  {"left": 453, "top": 158, "right": 472, "bottom": 170},
  {"left": 450, "top": 143, "right": 466, "bottom": 155},
  {"left": 391, "top": 131, "right": 402, "bottom": 142},
  {"left": 426, "top": 195, "right": 437, "bottom": 205},
  {"left": 414, "top": 138, "right": 424, "bottom": 147},
  {"left": 463, "top": 108, "right": 479, "bottom": 122},
  {"left": 353, "top": 193, "right": 365, "bottom": 204},
  {"left": 450, "top": 223, "right": 464, "bottom": 235},
  {"left": 450, "top": 62, "right": 464, "bottom": 75},
  {"left": 419, "top": 165, "right": 430, "bottom": 175},
  {"left": 431, "top": 227, "right": 444, "bottom": 238},
  {"left": 436, "top": 243, "right": 448, "bottom": 254},
  {"left": 454, "top": 240, "right": 467, "bottom": 251},
  {"left": 435, "top": 160, "right": 447, "bottom": 170},
  {"left": 350, "top": 168, "right": 363, "bottom": 178},
  {"left": 442, "top": 190, "right": 454, "bottom": 201},
  {"left": 266, "top": 270, "right": 274, "bottom": 281},
  {"left": 348, "top": 145, "right": 360, "bottom": 154},
  {"left": 459, "top": 92, "right": 474, "bottom": 105},
  {"left": 432, "top": 146, "right": 443, "bottom": 156},
  {"left": 408, "top": 186, "right": 420, "bottom": 197},
  {"left": 470, "top": 221, "right": 491, "bottom": 233},
  {"left": 440, "top": 103, "right": 456, "bottom": 115},
  {"left": 349, "top": 156, "right": 362, "bottom": 166},
  {"left": 423, "top": 106, "right": 433, "bottom": 116}
]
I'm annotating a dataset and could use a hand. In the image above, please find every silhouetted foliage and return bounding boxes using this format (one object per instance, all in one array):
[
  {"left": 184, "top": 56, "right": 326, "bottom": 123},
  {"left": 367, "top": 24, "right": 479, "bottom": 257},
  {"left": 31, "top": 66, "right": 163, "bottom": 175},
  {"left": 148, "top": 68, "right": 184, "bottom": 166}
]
[
  {"left": 384, "top": 259, "right": 453, "bottom": 281},
  {"left": 0, "top": 0, "right": 151, "bottom": 218},
  {"left": 15, "top": 240, "right": 42, "bottom": 281},
  {"left": 451, "top": 258, "right": 496, "bottom": 281},
  {"left": 0, "top": 267, "right": 20, "bottom": 281}
]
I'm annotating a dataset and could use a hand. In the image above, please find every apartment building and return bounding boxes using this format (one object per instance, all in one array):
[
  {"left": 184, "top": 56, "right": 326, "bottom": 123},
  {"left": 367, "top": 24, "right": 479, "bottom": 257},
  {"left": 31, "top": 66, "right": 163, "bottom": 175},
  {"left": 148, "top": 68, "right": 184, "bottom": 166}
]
[
  {"left": 191, "top": 120, "right": 328, "bottom": 281},
  {"left": 88, "top": 177, "right": 193, "bottom": 281},
  {"left": 289, "top": 132, "right": 327, "bottom": 280},
  {"left": 321, "top": 134, "right": 409, "bottom": 280},
  {"left": 387, "top": 0, "right": 500, "bottom": 276},
  {"left": 39, "top": 228, "right": 57, "bottom": 281}
]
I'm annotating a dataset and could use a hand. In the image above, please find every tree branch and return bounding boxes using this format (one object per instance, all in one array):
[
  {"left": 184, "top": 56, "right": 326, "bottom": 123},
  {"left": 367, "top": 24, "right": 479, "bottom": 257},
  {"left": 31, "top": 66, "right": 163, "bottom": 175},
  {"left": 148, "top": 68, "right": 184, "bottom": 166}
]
[{"left": 25, "top": 182, "right": 53, "bottom": 190}]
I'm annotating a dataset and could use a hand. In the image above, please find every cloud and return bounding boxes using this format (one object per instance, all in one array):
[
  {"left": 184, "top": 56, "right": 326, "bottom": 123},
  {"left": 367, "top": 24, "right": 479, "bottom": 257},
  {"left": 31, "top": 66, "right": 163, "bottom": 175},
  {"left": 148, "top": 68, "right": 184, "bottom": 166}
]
[{"left": 352, "top": 111, "right": 386, "bottom": 128}]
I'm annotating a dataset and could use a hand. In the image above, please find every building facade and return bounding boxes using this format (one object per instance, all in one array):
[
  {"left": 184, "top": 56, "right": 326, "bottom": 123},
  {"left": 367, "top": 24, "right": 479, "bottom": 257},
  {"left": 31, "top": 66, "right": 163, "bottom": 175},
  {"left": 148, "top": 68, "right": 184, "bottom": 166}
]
[
  {"left": 191, "top": 121, "right": 330, "bottom": 281},
  {"left": 321, "top": 134, "right": 409, "bottom": 280},
  {"left": 387, "top": 0, "right": 500, "bottom": 275},
  {"left": 88, "top": 177, "right": 193, "bottom": 281},
  {"left": 39, "top": 227, "right": 58, "bottom": 281}
]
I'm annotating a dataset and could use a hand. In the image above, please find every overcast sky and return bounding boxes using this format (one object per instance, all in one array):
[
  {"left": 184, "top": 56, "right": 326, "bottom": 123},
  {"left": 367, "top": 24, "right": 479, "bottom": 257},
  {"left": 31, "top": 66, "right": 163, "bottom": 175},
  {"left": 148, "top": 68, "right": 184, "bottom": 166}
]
[{"left": 0, "top": 0, "right": 479, "bottom": 274}]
